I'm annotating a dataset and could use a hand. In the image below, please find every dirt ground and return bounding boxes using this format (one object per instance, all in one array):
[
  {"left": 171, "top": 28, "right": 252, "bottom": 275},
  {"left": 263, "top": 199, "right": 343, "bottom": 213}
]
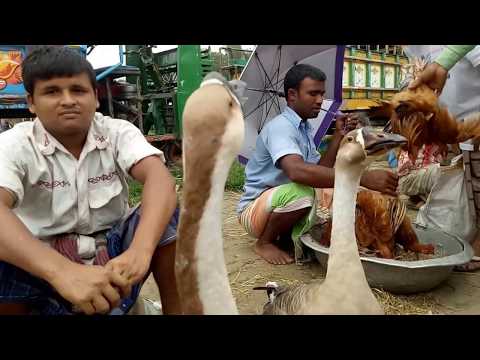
[
  {"left": 140, "top": 158, "right": 480, "bottom": 315},
  {"left": 141, "top": 189, "right": 480, "bottom": 315}
]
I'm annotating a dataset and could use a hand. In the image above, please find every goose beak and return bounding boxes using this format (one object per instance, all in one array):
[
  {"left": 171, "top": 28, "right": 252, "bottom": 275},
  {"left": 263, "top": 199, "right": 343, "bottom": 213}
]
[
  {"left": 362, "top": 127, "right": 407, "bottom": 155},
  {"left": 253, "top": 282, "right": 279, "bottom": 303}
]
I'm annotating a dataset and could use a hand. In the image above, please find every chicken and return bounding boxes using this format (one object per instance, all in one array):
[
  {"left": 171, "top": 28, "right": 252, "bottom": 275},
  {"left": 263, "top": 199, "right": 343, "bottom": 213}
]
[
  {"left": 319, "top": 189, "right": 434, "bottom": 259},
  {"left": 369, "top": 58, "right": 480, "bottom": 162}
]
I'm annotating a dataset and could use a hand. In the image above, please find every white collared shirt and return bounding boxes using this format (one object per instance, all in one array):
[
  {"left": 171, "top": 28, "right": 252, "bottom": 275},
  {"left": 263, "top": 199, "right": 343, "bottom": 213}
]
[{"left": 0, "top": 112, "right": 164, "bottom": 240}]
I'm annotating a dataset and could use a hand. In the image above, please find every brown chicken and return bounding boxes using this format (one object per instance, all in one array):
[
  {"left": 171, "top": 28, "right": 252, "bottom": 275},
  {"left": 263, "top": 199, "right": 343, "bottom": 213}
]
[
  {"left": 369, "top": 58, "right": 480, "bottom": 162},
  {"left": 318, "top": 189, "right": 435, "bottom": 259}
]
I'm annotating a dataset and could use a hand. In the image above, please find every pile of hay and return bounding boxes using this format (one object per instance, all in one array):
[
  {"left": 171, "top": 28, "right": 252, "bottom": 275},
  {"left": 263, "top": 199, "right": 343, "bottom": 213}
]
[{"left": 372, "top": 288, "right": 443, "bottom": 315}]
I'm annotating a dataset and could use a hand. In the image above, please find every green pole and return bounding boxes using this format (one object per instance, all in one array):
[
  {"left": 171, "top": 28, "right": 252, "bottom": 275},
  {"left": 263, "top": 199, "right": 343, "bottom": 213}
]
[
  {"left": 175, "top": 45, "right": 204, "bottom": 138},
  {"left": 395, "top": 53, "right": 400, "bottom": 89}
]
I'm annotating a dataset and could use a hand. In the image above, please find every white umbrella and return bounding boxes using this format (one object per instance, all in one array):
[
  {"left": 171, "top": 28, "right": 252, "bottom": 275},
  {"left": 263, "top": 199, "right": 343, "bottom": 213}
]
[{"left": 238, "top": 45, "right": 345, "bottom": 163}]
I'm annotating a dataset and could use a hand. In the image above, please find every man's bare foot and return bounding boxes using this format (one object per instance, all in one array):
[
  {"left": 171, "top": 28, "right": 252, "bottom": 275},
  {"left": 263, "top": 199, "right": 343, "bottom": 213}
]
[{"left": 254, "top": 242, "right": 294, "bottom": 265}]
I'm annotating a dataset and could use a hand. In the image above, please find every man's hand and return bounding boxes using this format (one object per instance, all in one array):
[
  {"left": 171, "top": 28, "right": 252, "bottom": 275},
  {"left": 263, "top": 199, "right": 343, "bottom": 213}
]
[
  {"left": 50, "top": 262, "right": 131, "bottom": 315},
  {"left": 105, "top": 248, "right": 152, "bottom": 287},
  {"left": 408, "top": 62, "right": 448, "bottom": 94},
  {"left": 361, "top": 169, "right": 399, "bottom": 197},
  {"left": 334, "top": 114, "right": 359, "bottom": 137}
]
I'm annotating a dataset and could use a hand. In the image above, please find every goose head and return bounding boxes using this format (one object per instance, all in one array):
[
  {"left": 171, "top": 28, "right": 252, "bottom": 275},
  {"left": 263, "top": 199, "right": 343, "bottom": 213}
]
[
  {"left": 336, "top": 127, "right": 407, "bottom": 168},
  {"left": 182, "top": 72, "right": 246, "bottom": 168}
]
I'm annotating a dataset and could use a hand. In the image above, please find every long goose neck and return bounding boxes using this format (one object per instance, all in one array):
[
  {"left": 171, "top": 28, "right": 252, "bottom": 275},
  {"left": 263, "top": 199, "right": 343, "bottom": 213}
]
[
  {"left": 324, "top": 162, "right": 368, "bottom": 284},
  {"left": 177, "top": 134, "right": 240, "bottom": 315},
  {"left": 195, "top": 151, "right": 238, "bottom": 314},
  {"left": 176, "top": 82, "right": 244, "bottom": 315}
]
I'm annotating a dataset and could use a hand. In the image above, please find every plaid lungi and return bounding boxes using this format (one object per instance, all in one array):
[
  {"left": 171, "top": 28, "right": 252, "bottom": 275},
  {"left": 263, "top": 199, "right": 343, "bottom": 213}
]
[{"left": 0, "top": 205, "right": 179, "bottom": 315}]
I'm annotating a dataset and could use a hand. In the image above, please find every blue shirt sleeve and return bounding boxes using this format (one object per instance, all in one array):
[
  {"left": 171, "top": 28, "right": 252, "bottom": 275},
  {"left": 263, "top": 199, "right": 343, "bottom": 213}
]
[
  {"left": 308, "top": 147, "right": 321, "bottom": 164},
  {"left": 262, "top": 120, "right": 303, "bottom": 168}
]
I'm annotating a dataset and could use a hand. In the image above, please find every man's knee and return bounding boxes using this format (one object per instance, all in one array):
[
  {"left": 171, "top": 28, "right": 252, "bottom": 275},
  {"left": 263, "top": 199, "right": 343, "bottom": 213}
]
[
  {"left": 287, "top": 182, "right": 315, "bottom": 197},
  {"left": 272, "top": 183, "right": 315, "bottom": 208},
  {"left": 270, "top": 206, "right": 311, "bottom": 224},
  {"left": 294, "top": 206, "right": 311, "bottom": 216},
  {"left": 153, "top": 238, "right": 176, "bottom": 256}
]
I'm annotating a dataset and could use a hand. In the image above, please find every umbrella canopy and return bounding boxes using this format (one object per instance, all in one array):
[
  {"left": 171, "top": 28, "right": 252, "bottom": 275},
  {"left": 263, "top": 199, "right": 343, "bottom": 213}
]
[{"left": 238, "top": 45, "right": 345, "bottom": 163}]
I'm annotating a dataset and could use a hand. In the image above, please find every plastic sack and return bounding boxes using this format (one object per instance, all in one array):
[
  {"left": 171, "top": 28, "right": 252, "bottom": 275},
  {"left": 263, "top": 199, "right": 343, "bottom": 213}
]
[{"left": 415, "top": 155, "right": 476, "bottom": 244}]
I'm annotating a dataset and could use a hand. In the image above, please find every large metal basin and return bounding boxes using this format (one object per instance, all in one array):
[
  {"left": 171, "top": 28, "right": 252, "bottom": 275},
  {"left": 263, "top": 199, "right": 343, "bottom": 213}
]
[{"left": 300, "top": 224, "right": 474, "bottom": 294}]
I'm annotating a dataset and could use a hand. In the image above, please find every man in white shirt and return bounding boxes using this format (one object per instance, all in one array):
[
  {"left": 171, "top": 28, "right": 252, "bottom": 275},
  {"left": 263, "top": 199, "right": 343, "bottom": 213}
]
[
  {"left": 403, "top": 45, "right": 480, "bottom": 271},
  {"left": 0, "top": 46, "right": 181, "bottom": 314}
]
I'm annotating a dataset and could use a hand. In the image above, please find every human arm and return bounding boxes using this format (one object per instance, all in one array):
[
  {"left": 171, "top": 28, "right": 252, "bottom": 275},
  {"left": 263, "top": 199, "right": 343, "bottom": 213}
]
[
  {"left": 266, "top": 114, "right": 399, "bottom": 195},
  {"left": 105, "top": 155, "right": 177, "bottom": 286},
  {"left": 435, "top": 45, "right": 476, "bottom": 71},
  {"left": 0, "top": 188, "right": 130, "bottom": 314},
  {"left": 280, "top": 156, "right": 398, "bottom": 196},
  {"left": 408, "top": 45, "right": 476, "bottom": 92}
]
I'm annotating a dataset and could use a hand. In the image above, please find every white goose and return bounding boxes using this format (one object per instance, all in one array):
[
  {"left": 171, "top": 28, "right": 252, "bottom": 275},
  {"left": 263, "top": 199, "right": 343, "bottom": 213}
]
[
  {"left": 175, "top": 73, "right": 244, "bottom": 315},
  {"left": 175, "top": 72, "right": 406, "bottom": 315},
  {"left": 260, "top": 128, "right": 406, "bottom": 315}
]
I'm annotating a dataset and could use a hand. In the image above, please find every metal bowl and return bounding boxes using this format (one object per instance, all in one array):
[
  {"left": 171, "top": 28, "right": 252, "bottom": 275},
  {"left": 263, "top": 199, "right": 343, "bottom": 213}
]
[{"left": 300, "top": 224, "right": 474, "bottom": 294}]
